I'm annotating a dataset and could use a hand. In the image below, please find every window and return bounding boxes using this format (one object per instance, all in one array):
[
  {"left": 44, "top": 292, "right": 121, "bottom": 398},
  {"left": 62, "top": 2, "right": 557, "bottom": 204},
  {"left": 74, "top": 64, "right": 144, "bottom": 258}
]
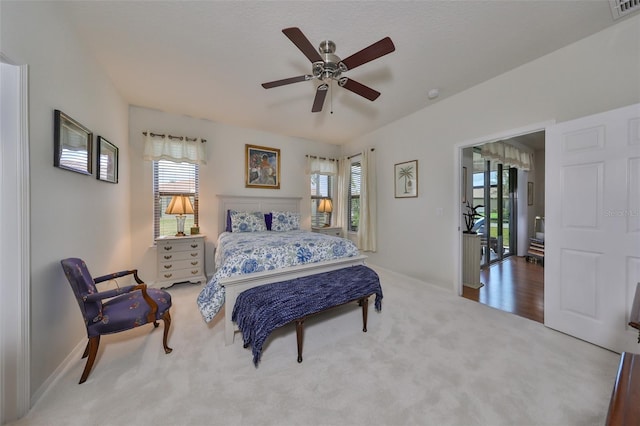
[
  {"left": 153, "top": 160, "right": 199, "bottom": 239},
  {"left": 349, "top": 161, "right": 361, "bottom": 232},
  {"left": 310, "top": 173, "right": 333, "bottom": 227}
]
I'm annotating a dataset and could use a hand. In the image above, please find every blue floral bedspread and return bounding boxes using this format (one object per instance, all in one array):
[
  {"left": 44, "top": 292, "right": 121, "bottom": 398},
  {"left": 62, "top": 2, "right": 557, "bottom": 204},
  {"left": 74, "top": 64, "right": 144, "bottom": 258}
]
[{"left": 196, "top": 230, "right": 360, "bottom": 322}]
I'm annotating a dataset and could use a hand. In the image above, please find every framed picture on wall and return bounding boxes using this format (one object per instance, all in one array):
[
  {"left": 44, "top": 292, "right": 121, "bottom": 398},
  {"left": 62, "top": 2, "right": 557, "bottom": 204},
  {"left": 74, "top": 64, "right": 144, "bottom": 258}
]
[
  {"left": 97, "top": 136, "right": 118, "bottom": 183},
  {"left": 54, "top": 109, "right": 93, "bottom": 175},
  {"left": 394, "top": 160, "right": 418, "bottom": 198},
  {"left": 245, "top": 144, "right": 280, "bottom": 189}
]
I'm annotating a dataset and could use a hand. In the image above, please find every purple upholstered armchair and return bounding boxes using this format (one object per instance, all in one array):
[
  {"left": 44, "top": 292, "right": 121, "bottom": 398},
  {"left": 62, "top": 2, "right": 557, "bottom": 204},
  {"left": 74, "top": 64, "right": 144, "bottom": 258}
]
[{"left": 61, "top": 258, "right": 173, "bottom": 383}]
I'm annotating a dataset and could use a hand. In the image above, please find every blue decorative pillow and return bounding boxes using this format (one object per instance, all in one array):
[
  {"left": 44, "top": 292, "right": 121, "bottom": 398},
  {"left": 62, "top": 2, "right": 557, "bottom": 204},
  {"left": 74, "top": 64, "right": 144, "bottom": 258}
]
[
  {"left": 270, "top": 211, "right": 300, "bottom": 232},
  {"left": 230, "top": 211, "right": 267, "bottom": 232},
  {"left": 264, "top": 212, "right": 273, "bottom": 230}
]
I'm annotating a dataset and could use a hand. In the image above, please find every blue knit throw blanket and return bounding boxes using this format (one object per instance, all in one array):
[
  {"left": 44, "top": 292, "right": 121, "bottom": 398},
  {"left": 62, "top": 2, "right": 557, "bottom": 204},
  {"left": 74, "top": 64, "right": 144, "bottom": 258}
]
[{"left": 232, "top": 265, "right": 383, "bottom": 366}]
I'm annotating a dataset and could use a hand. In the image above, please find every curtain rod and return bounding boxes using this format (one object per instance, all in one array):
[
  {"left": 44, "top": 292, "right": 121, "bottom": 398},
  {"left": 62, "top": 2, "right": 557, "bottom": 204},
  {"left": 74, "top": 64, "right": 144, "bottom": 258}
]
[
  {"left": 142, "top": 131, "right": 206, "bottom": 143},
  {"left": 348, "top": 148, "right": 375, "bottom": 159},
  {"left": 307, "top": 148, "right": 375, "bottom": 161},
  {"left": 305, "top": 155, "right": 337, "bottom": 161}
]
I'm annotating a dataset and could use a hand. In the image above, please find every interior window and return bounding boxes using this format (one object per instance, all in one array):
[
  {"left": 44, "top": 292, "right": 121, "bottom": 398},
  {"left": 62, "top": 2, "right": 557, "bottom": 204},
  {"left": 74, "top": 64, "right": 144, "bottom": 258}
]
[
  {"left": 349, "top": 161, "right": 361, "bottom": 232},
  {"left": 153, "top": 160, "right": 199, "bottom": 239},
  {"left": 310, "top": 173, "right": 332, "bottom": 227}
]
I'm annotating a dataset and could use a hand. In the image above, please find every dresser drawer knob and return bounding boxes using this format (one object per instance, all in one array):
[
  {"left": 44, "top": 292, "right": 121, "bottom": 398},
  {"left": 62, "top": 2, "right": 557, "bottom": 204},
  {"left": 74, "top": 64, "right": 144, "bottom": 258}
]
[
  {"left": 191, "top": 270, "right": 199, "bottom": 275},
  {"left": 164, "top": 255, "right": 172, "bottom": 260},
  {"left": 191, "top": 244, "right": 198, "bottom": 248},
  {"left": 191, "top": 261, "right": 198, "bottom": 266},
  {"left": 190, "top": 253, "right": 198, "bottom": 257},
  {"left": 163, "top": 246, "right": 172, "bottom": 251},
  {"left": 164, "top": 264, "right": 173, "bottom": 269},
  {"left": 163, "top": 273, "right": 173, "bottom": 278}
]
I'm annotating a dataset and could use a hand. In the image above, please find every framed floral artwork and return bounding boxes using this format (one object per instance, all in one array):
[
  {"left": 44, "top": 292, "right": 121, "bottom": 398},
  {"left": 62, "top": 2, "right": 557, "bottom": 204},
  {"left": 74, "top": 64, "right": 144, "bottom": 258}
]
[
  {"left": 395, "top": 160, "right": 418, "bottom": 198},
  {"left": 245, "top": 144, "right": 280, "bottom": 189}
]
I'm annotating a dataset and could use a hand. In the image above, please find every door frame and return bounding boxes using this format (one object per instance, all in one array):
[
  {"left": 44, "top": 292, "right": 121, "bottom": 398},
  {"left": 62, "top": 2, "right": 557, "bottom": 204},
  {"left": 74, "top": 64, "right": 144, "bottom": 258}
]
[
  {"left": 0, "top": 54, "right": 31, "bottom": 422},
  {"left": 453, "top": 120, "right": 553, "bottom": 296}
]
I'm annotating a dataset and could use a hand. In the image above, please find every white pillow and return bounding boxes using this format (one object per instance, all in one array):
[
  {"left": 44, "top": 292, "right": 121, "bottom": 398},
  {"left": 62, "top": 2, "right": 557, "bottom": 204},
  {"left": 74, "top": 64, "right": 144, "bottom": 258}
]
[{"left": 270, "top": 211, "right": 300, "bottom": 232}]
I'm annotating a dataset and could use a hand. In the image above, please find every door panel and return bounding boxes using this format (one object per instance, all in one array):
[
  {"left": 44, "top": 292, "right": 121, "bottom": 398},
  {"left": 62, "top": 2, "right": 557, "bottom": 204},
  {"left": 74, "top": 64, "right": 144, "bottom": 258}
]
[{"left": 546, "top": 103, "right": 640, "bottom": 353}]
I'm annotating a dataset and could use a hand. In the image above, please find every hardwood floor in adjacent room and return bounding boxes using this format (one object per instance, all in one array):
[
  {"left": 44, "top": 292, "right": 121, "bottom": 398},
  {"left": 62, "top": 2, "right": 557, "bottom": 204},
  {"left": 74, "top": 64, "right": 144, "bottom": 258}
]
[{"left": 462, "top": 256, "right": 544, "bottom": 323}]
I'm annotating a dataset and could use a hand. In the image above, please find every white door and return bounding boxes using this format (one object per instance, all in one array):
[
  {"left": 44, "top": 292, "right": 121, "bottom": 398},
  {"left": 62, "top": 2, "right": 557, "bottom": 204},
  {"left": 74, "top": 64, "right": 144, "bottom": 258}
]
[{"left": 545, "top": 103, "right": 640, "bottom": 353}]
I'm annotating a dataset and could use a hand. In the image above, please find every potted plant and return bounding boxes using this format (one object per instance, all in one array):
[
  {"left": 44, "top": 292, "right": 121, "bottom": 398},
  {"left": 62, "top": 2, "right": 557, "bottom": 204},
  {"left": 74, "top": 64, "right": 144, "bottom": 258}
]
[{"left": 463, "top": 201, "right": 483, "bottom": 234}]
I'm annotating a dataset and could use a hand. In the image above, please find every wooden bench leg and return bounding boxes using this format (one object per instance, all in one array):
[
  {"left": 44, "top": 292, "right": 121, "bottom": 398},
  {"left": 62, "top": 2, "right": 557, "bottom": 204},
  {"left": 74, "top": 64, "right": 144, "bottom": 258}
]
[
  {"left": 361, "top": 296, "right": 369, "bottom": 332},
  {"left": 296, "top": 319, "right": 305, "bottom": 363}
]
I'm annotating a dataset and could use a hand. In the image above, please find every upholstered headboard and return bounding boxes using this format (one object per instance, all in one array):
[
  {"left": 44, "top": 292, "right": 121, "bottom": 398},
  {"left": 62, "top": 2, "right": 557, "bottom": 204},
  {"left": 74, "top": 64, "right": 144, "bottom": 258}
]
[{"left": 216, "top": 195, "right": 302, "bottom": 235}]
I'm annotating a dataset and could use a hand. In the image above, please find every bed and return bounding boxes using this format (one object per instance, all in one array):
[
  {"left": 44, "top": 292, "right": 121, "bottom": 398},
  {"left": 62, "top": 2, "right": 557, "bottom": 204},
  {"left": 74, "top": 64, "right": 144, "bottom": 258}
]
[{"left": 196, "top": 195, "right": 367, "bottom": 345}]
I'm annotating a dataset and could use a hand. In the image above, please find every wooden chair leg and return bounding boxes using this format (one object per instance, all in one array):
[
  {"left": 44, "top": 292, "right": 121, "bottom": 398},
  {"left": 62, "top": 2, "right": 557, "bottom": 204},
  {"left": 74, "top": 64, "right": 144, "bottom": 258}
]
[
  {"left": 79, "top": 336, "right": 100, "bottom": 384},
  {"left": 81, "top": 339, "right": 90, "bottom": 359},
  {"left": 296, "top": 319, "right": 305, "bottom": 363},
  {"left": 162, "top": 311, "right": 173, "bottom": 354},
  {"left": 361, "top": 296, "right": 369, "bottom": 332}
]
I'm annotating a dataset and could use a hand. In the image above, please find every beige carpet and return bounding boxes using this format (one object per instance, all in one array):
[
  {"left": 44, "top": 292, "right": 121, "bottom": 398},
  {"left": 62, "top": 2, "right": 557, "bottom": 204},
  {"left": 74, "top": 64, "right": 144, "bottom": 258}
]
[{"left": 12, "top": 265, "right": 620, "bottom": 426}]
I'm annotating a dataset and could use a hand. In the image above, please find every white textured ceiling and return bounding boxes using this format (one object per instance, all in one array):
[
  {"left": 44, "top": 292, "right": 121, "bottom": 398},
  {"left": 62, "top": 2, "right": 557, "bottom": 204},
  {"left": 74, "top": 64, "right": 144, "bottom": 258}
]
[{"left": 59, "top": 1, "right": 619, "bottom": 145}]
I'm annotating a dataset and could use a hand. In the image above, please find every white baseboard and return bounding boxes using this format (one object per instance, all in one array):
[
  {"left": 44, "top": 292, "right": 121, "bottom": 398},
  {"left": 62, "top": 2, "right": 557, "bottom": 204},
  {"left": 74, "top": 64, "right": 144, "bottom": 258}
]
[{"left": 30, "top": 339, "right": 85, "bottom": 410}]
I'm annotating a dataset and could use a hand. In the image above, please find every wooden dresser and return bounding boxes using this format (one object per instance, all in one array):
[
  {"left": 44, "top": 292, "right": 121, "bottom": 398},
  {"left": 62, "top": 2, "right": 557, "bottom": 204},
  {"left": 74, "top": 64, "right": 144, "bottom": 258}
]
[{"left": 155, "top": 234, "right": 206, "bottom": 289}]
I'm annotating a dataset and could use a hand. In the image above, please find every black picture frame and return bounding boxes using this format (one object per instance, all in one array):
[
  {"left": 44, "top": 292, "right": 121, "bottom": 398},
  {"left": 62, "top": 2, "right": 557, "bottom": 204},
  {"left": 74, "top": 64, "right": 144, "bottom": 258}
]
[
  {"left": 54, "top": 110, "right": 93, "bottom": 175},
  {"left": 97, "top": 136, "right": 118, "bottom": 183}
]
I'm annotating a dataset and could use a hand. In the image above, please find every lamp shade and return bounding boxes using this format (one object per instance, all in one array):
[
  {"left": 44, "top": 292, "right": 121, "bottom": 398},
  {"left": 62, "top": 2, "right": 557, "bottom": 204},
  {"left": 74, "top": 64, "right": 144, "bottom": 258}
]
[
  {"left": 165, "top": 195, "right": 194, "bottom": 215},
  {"left": 318, "top": 198, "right": 333, "bottom": 213}
]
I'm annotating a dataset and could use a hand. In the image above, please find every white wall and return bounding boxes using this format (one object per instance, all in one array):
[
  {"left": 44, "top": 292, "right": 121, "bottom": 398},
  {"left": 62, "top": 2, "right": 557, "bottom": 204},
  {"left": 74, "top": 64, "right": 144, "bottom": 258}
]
[
  {"left": 128, "top": 106, "right": 340, "bottom": 282},
  {"left": 342, "top": 14, "right": 640, "bottom": 289},
  {"left": 1, "top": 2, "right": 131, "bottom": 400}
]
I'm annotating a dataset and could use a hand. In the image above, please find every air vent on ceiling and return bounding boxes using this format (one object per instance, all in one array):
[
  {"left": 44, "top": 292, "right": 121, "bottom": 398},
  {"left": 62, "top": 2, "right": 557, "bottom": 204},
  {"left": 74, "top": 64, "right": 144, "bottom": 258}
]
[{"left": 610, "top": 0, "right": 640, "bottom": 20}]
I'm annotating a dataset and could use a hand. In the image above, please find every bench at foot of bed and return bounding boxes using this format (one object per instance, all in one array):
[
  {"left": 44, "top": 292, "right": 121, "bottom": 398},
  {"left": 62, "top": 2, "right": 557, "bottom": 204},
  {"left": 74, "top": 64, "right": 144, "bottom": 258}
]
[
  {"left": 294, "top": 294, "right": 371, "bottom": 363},
  {"left": 232, "top": 265, "right": 383, "bottom": 366}
]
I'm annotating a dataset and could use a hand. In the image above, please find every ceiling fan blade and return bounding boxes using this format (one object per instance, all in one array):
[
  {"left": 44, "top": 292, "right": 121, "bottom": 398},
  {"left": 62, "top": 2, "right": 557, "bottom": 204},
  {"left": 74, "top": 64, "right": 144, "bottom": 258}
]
[
  {"left": 340, "top": 37, "right": 395, "bottom": 71},
  {"left": 262, "top": 75, "right": 312, "bottom": 89},
  {"left": 311, "top": 84, "right": 328, "bottom": 112},
  {"left": 339, "top": 78, "right": 380, "bottom": 101},
  {"left": 282, "top": 27, "right": 323, "bottom": 63}
]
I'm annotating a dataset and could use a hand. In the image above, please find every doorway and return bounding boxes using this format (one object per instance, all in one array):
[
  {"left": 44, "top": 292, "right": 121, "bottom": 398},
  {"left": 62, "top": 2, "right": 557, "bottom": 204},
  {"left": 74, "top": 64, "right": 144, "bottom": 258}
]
[
  {"left": 1, "top": 56, "right": 31, "bottom": 423},
  {"left": 458, "top": 127, "right": 546, "bottom": 323}
]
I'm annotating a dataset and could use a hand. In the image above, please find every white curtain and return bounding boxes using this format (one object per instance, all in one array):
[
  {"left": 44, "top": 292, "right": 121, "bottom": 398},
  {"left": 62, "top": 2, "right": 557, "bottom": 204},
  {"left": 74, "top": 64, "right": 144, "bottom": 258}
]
[
  {"left": 358, "top": 149, "right": 377, "bottom": 252},
  {"left": 305, "top": 155, "right": 338, "bottom": 175},
  {"left": 143, "top": 131, "right": 206, "bottom": 164},
  {"left": 480, "top": 141, "right": 533, "bottom": 171},
  {"left": 335, "top": 157, "right": 350, "bottom": 235}
]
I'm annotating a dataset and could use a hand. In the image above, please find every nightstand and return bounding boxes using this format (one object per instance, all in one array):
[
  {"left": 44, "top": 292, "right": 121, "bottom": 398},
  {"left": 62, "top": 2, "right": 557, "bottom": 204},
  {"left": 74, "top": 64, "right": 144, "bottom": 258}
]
[
  {"left": 311, "top": 226, "right": 343, "bottom": 238},
  {"left": 155, "top": 234, "right": 206, "bottom": 289}
]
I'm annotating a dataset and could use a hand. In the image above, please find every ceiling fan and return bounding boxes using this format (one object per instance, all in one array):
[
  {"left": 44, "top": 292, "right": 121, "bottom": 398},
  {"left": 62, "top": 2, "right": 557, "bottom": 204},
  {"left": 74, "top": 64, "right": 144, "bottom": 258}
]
[{"left": 261, "top": 27, "right": 395, "bottom": 113}]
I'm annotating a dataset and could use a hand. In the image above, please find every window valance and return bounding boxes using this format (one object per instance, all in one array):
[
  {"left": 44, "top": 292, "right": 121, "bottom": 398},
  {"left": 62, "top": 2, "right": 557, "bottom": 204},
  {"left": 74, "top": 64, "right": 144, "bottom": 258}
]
[
  {"left": 480, "top": 141, "right": 533, "bottom": 171},
  {"left": 306, "top": 155, "right": 338, "bottom": 175},
  {"left": 143, "top": 131, "right": 207, "bottom": 165}
]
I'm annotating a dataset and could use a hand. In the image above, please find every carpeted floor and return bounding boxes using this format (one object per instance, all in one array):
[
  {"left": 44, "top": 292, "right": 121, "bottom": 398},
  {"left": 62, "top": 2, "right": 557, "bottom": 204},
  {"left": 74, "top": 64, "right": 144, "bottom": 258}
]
[{"left": 12, "top": 265, "right": 619, "bottom": 426}]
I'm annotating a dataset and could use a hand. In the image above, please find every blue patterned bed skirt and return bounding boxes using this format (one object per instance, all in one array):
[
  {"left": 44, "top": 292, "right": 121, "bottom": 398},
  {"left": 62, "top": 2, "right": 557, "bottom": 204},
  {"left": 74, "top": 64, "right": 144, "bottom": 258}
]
[{"left": 232, "top": 265, "right": 383, "bottom": 365}]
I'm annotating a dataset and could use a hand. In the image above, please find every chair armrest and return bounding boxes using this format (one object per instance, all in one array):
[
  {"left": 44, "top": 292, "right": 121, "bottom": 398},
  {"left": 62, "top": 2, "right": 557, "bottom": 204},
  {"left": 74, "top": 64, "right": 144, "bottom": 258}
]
[
  {"left": 132, "top": 284, "right": 158, "bottom": 323},
  {"left": 93, "top": 269, "right": 144, "bottom": 285},
  {"left": 82, "top": 285, "right": 137, "bottom": 302}
]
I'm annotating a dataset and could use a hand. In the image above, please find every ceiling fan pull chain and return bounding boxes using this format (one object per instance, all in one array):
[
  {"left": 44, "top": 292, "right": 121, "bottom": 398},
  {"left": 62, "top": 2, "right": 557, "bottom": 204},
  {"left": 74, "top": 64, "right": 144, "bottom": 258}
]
[{"left": 330, "top": 80, "right": 334, "bottom": 114}]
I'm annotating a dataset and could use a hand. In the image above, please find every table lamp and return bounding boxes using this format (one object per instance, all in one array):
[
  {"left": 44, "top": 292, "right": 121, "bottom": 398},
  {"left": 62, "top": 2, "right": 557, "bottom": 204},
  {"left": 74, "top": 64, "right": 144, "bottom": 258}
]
[
  {"left": 318, "top": 198, "right": 333, "bottom": 227},
  {"left": 165, "top": 195, "right": 194, "bottom": 236}
]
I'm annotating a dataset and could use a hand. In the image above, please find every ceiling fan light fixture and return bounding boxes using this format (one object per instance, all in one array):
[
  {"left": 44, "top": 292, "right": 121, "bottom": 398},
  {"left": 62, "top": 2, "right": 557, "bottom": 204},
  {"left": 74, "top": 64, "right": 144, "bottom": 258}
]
[{"left": 262, "top": 28, "right": 395, "bottom": 113}]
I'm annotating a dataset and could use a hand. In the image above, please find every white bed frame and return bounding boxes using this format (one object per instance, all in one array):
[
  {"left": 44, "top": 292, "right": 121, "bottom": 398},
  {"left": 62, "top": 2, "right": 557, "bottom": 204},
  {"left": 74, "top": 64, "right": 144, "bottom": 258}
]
[{"left": 216, "top": 195, "right": 367, "bottom": 345}]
